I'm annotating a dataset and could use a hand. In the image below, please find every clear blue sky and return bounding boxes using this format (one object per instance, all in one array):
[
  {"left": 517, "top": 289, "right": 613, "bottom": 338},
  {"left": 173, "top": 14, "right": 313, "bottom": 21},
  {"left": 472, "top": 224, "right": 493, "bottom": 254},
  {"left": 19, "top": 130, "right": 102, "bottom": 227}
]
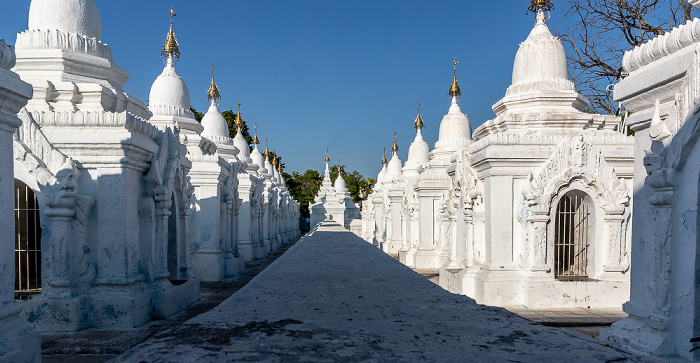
[{"left": 0, "top": 1, "right": 564, "bottom": 178}]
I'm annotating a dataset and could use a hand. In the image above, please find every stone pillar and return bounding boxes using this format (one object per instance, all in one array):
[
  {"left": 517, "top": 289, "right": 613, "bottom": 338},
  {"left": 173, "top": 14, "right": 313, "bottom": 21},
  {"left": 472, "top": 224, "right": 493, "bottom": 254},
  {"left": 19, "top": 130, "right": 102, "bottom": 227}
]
[
  {"left": 0, "top": 40, "right": 40, "bottom": 362},
  {"left": 372, "top": 195, "right": 385, "bottom": 247},
  {"left": 152, "top": 186, "right": 172, "bottom": 283},
  {"left": 262, "top": 191, "right": 271, "bottom": 252},
  {"left": 237, "top": 178, "right": 254, "bottom": 261}
]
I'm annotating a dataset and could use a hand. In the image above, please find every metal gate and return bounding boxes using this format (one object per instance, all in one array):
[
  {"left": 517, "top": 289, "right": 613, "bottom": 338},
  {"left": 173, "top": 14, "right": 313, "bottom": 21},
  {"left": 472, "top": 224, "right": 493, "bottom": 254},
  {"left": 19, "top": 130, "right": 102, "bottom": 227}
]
[
  {"left": 554, "top": 193, "right": 590, "bottom": 279},
  {"left": 14, "top": 179, "right": 41, "bottom": 295}
]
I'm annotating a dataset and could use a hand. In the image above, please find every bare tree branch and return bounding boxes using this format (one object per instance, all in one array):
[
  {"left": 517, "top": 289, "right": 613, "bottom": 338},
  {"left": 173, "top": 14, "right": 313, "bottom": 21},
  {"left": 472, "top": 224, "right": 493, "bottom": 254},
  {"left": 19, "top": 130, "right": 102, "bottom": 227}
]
[{"left": 555, "top": 0, "right": 696, "bottom": 114}]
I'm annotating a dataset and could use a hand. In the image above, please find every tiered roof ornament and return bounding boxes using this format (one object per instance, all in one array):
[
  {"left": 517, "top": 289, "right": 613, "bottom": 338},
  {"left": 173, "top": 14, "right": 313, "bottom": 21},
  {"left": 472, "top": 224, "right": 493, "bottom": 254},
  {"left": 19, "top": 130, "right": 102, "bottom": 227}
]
[
  {"left": 253, "top": 124, "right": 260, "bottom": 145},
  {"left": 381, "top": 147, "right": 388, "bottom": 164},
  {"left": 208, "top": 64, "right": 221, "bottom": 102},
  {"left": 391, "top": 132, "right": 399, "bottom": 153},
  {"left": 448, "top": 58, "right": 461, "bottom": 98},
  {"left": 235, "top": 101, "right": 244, "bottom": 131},
  {"left": 161, "top": 7, "right": 180, "bottom": 61},
  {"left": 527, "top": 0, "right": 554, "bottom": 20},
  {"left": 325, "top": 147, "right": 330, "bottom": 163},
  {"left": 414, "top": 101, "right": 424, "bottom": 130}
]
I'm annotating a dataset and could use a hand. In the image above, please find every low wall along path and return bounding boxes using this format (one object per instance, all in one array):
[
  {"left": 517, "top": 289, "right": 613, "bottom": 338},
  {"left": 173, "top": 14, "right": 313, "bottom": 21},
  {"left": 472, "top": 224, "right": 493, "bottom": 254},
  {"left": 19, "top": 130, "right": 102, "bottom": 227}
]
[{"left": 117, "top": 221, "right": 648, "bottom": 362}]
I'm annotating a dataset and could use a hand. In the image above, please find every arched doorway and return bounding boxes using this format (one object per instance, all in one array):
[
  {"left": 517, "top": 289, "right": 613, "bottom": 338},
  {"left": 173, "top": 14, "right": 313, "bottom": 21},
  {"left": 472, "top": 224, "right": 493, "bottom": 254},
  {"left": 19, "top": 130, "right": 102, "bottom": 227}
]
[
  {"left": 14, "top": 179, "right": 41, "bottom": 298},
  {"left": 554, "top": 191, "right": 592, "bottom": 279}
]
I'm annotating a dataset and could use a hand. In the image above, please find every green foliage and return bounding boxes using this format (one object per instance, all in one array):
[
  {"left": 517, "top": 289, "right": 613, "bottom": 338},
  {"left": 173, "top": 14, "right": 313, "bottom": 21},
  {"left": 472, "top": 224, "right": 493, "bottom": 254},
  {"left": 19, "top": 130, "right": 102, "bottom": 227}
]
[
  {"left": 190, "top": 107, "right": 204, "bottom": 122},
  {"left": 285, "top": 169, "right": 322, "bottom": 217},
  {"left": 329, "top": 164, "right": 374, "bottom": 202}
]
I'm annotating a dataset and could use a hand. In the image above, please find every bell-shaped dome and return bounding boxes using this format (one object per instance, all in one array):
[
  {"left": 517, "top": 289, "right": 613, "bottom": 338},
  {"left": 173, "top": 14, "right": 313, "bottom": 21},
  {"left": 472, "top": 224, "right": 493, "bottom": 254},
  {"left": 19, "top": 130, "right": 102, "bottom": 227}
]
[
  {"left": 376, "top": 163, "right": 387, "bottom": 186},
  {"left": 334, "top": 174, "right": 347, "bottom": 191},
  {"left": 385, "top": 153, "right": 403, "bottom": 182},
  {"left": 233, "top": 130, "right": 251, "bottom": 161},
  {"left": 435, "top": 97, "right": 471, "bottom": 149},
  {"left": 507, "top": 14, "right": 574, "bottom": 96},
  {"left": 149, "top": 59, "right": 191, "bottom": 114},
  {"left": 250, "top": 146, "right": 267, "bottom": 174},
  {"left": 201, "top": 101, "right": 229, "bottom": 138},
  {"left": 404, "top": 129, "right": 430, "bottom": 170},
  {"left": 28, "top": 0, "right": 102, "bottom": 41}
]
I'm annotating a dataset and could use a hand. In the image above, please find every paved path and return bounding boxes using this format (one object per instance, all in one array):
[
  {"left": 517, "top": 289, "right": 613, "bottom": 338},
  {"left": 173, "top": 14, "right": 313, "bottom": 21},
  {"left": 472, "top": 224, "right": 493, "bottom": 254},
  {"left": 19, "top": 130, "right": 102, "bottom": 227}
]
[{"left": 117, "top": 221, "right": 649, "bottom": 362}]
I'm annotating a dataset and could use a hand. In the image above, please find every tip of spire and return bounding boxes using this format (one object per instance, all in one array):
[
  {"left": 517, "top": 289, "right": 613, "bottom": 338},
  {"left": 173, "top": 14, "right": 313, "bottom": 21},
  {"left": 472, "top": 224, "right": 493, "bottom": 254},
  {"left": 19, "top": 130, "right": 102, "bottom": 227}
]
[
  {"left": 381, "top": 147, "right": 387, "bottom": 164},
  {"left": 161, "top": 7, "right": 181, "bottom": 60},
  {"left": 392, "top": 131, "right": 399, "bottom": 153},
  {"left": 253, "top": 124, "right": 260, "bottom": 145},
  {"left": 527, "top": 0, "right": 554, "bottom": 22},
  {"left": 414, "top": 101, "right": 425, "bottom": 130},
  {"left": 235, "top": 101, "right": 244, "bottom": 129},
  {"left": 207, "top": 64, "right": 221, "bottom": 102},
  {"left": 448, "top": 58, "right": 461, "bottom": 97}
]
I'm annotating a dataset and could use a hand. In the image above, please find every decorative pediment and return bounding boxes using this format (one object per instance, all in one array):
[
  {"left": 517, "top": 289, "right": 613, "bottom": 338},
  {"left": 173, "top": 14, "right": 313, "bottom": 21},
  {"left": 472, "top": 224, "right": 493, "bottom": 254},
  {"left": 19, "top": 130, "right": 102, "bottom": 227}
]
[{"left": 523, "top": 136, "right": 629, "bottom": 212}]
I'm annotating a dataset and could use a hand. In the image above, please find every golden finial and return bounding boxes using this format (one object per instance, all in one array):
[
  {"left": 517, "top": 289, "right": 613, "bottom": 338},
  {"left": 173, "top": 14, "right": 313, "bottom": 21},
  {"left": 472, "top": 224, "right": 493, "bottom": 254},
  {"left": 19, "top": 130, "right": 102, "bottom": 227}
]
[
  {"left": 161, "top": 7, "right": 181, "bottom": 60},
  {"left": 271, "top": 154, "right": 277, "bottom": 167},
  {"left": 264, "top": 138, "right": 270, "bottom": 158},
  {"left": 235, "top": 101, "right": 244, "bottom": 129},
  {"left": 253, "top": 124, "right": 260, "bottom": 145},
  {"left": 337, "top": 160, "right": 342, "bottom": 174},
  {"left": 207, "top": 64, "right": 221, "bottom": 102},
  {"left": 277, "top": 159, "right": 282, "bottom": 172},
  {"left": 527, "top": 0, "right": 553, "bottom": 19},
  {"left": 414, "top": 101, "right": 424, "bottom": 130},
  {"left": 381, "top": 147, "right": 387, "bottom": 164},
  {"left": 391, "top": 131, "right": 399, "bottom": 153},
  {"left": 448, "top": 58, "right": 461, "bottom": 97},
  {"left": 325, "top": 147, "right": 330, "bottom": 163}
]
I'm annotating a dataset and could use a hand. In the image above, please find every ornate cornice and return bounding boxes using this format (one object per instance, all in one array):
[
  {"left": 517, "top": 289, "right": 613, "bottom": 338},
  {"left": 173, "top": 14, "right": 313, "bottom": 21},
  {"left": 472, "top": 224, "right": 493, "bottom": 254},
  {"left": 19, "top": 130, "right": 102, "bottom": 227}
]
[
  {"left": 622, "top": 18, "right": 700, "bottom": 74},
  {"left": 16, "top": 29, "right": 113, "bottom": 61}
]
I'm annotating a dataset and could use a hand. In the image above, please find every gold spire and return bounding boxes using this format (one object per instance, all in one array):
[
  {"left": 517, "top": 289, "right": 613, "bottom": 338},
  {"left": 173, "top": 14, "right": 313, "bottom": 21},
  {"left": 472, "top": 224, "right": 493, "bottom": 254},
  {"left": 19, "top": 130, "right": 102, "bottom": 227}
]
[
  {"left": 271, "top": 154, "right": 277, "bottom": 167},
  {"left": 325, "top": 147, "right": 330, "bottom": 163},
  {"left": 253, "top": 124, "right": 260, "bottom": 144},
  {"left": 235, "top": 101, "right": 244, "bottom": 129},
  {"left": 381, "top": 147, "right": 387, "bottom": 164},
  {"left": 264, "top": 138, "right": 270, "bottom": 158},
  {"left": 391, "top": 131, "right": 399, "bottom": 153},
  {"left": 527, "top": 0, "right": 553, "bottom": 18},
  {"left": 207, "top": 64, "right": 221, "bottom": 102},
  {"left": 161, "top": 7, "right": 181, "bottom": 60},
  {"left": 337, "top": 160, "right": 342, "bottom": 175},
  {"left": 277, "top": 159, "right": 282, "bottom": 172},
  {"left": 414, "top": 101, "right": 424, "bottom": 130},
  {"left": 448, "top": 58, "right": 461, "bottom": 97}
]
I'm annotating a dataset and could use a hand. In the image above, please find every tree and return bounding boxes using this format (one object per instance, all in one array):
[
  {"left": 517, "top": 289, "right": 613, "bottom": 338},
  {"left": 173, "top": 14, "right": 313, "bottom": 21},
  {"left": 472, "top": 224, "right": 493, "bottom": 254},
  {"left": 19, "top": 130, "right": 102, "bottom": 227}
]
[
  {"left": 286, "top": 169, "right": 322, "bottom": 217},
  {"left": 556, "top": 0, "right": 695, "bottom": 114}
]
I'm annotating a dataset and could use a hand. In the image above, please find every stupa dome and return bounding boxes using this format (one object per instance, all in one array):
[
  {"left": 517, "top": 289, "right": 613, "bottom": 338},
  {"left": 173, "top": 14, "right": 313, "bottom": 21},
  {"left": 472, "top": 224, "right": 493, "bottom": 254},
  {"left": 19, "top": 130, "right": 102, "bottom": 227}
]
[
  {"left": 233, "top": 131, "right": 251, "bottom": 160},
  {"left": 436, "top": 97, "right": 471, "bottom": 149},
  {"left": 507, "top": 13, "right": 574, "bottom": 95},
  {"left": 251, "top": 146, "right": 266, "bottom": 173},
  {"left": 385, "top": 153, "right": 403, "bottom": 181},
  {"left": 334, "top": 174, "right": 347, "bottom": 190},
  {"left": 376, "top": 164, "right": 387, "bottom": 186},
  {"left": 406, "top": 129, "right": 430, "bottom": 167},
  {"left": 28, "top": 0, "right": 102, "bottom": 41},
  {"left": 201, "top": 102, "right": 229, "bottom": 138},
  {"left": 149, "top": 60, "right": 191, "bottom": 113}
]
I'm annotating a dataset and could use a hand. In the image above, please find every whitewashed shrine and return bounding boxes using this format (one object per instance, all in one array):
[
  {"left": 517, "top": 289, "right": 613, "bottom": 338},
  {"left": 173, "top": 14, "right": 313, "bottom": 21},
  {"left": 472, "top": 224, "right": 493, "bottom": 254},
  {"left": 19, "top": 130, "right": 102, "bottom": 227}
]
[
  {"left": 4, "top": 0, "right": 300, "bottom": 337},
  {"left": 361, "top": 2, "right": 634, "bottom": 309}
]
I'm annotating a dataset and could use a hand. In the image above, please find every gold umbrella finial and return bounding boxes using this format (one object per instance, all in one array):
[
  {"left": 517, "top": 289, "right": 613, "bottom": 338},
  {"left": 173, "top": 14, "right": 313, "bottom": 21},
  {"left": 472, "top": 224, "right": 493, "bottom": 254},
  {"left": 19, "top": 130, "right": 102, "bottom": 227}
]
[
  {"left": 235, "top": 101, "right": 244, "bottom": 130},
  {"left": 161, "top": 7, "right": 180, "bottom": 61},
  {"left": 337, "top": 160, "right": 342, "bottom": 174},
  {"left": 325, "top": 147, "right": 330, "bottom": 163},
  {"left": 381, "top": 147, "right": 387, "bottom": 164},
  {"left": 414, "top": 101, "right": 424, "bottom": 130},
  {"left": 207, "top": 63, "right": 221, "bottom": 102},
  {"left": 527, "top": 0, "right": 554, "bottom": 20},
  {"left": 448, "top": 58, "right": 461, "bottom": 97},
  {"left": 264, "top": 138, "right": 270, "bottom": 158},
  {"left": 253, "top": 124, "right": 260, "bottom": 145},
  {"left": 391, "top": 131, "right": 399, "bottom": 153}
]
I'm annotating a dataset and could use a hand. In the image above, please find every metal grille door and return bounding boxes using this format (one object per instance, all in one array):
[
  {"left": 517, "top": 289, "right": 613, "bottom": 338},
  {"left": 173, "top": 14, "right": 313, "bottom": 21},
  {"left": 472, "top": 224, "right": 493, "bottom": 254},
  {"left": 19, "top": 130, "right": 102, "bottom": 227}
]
[
  {"left": 14, "top": 179, "right": 41, "bottom": 295},
  {"left": 554, "top": 193, "right": 590, "bottom": 279}
]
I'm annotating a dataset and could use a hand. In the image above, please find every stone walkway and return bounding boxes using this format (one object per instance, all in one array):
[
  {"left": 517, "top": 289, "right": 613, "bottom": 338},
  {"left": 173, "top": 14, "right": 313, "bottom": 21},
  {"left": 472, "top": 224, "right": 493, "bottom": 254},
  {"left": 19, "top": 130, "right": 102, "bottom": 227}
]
[
  {"left": 116, "top": 221, "right": 649, "bottom": 362},
  {"left": 41, "top": 240, "right": 298, "bottom": 363}
]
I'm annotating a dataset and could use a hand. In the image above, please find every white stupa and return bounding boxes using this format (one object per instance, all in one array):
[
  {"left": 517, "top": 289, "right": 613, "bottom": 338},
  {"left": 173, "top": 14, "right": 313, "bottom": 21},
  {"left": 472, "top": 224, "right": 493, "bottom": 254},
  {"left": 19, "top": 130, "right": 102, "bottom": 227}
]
[
  {"left": 403, "top": 104, "right": 430, "bottom": 178},
  {"left": 384, "top": 134, "right": 403, "bottom": 183}
]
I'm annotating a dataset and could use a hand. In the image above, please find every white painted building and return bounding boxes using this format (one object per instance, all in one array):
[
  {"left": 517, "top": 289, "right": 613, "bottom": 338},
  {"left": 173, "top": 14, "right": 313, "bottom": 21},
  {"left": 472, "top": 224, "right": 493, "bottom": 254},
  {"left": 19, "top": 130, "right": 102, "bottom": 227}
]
[
  {"left": 600, "top": 1, "right": 700, "bottom": 359},
  {"left": 2, "top": 0, "right": 300, "bottom": 338},
  {"left": 362, "top": 4, "right": 634, "bottom": 310},
  {"left": 310, "top": 152, "right": 360, "bottom": 232}
]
